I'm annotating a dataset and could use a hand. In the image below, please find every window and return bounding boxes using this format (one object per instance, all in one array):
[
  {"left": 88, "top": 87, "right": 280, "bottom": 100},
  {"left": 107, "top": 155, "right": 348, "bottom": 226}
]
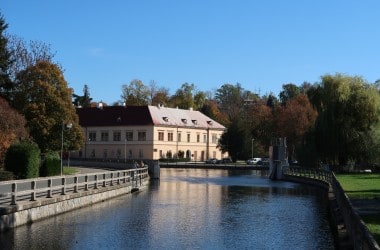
[
  {"left": 89, "top": 131, "right": 96, "bottom": 141},
  {"left": 187, "top": 133, "right": 191, "bottom": 142},
  {"left": 168, "top": 131, "right": 173, "bottom": 141},
  {"left": 116, "top": 149, "right": 121, "bottom": 159},
  {"left": 138, "top": 131, "right": 146, "bottom": 141},
  {"left": 158, "top": 131, "right": 164, "bottom": 141},
  {"left": 203, "top": 134, "right": 207, "bottom": 143},
  {"left": 212, "top": 134, "right": 218, "bottom": 144},
  {"left": 101, "top": 131, "right": 109, "bottom": 141},
  {"left": 139, "top": 149, "right": 144, "bottom": 158},
  {"left": 197, "top": 134, "right": 200, "bottom": 143},
  {"left": 103, "top": 149, "right": 108, "bottom": 159},
  {"left": 126, "top": 131, "right": 133, "bottom": 141},
  {"left": 91, "top": 149, "right": 96, "bottom": 158},
  {"left": 128, "top": 149, "right": 133, "bottom": 158},
  {"left": 113, "top": 131, "right": 121, "bottom": 141},
  {"left": 178, "top": 132, "right": 181, "bottom": 142},
  {"left": 159, "top": 150, "right": 163, "bottom": 158}
]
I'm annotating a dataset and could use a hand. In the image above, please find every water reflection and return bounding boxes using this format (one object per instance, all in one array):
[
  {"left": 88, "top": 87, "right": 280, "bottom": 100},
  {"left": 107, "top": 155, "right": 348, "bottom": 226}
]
[{"left": 0, "top": 169, "right": 334, "bottom": 249}]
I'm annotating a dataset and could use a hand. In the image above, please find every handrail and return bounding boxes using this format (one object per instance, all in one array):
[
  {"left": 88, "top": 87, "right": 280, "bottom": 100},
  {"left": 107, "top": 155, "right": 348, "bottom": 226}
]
[
  {"left": 0, "top": 167, "right": 149, "bottom": 206},
  {"left": 283, "top": 166, "right": 379, "bottom": 249}
]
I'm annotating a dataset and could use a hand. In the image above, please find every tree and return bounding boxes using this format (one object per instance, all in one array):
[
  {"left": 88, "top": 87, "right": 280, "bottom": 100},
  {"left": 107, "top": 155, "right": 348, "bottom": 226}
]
[
  {"left": 279, "top": 83, "right": 301, "bottom": 105},
  {"left": 0, "top": 97, "right": 29, "bottom": 165},
  {"left": 218, "top": 117, "right": 251, "bottom": 161},
  {"left": 215, "top": 83, "right": 245, "bottom": 120},
  {"left": 308, "top": 74, "right": 380, "bottom": 166},
  {"left": 13, "top": 61, "right": 84, "bottom": 153},
  {"left": 247, "top": 99, "right": 276, "bottom": 156},
  {"left": 73, "top": 84, "right": 92, "bottom": 107},
  {"left": 170, "top": 82, "right": 195, "bottom": 109},
  {"left": 151, "top": 86, "right": 170, "bottom": 106},
  {"left": 0, "top": 14, "right": 13, "bottom": 100},
  {"left": 121, "top": 79, "right": 150, "bottom": 105},
  {"left": 200, "top": 99, "right": 228, "bottom": 125},
  {"left": 276, "top": 95, "right": 317, "bottom": 161}
]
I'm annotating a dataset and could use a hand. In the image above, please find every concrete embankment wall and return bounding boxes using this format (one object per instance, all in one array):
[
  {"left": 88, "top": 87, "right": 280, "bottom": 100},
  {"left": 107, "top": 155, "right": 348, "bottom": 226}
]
[
  {"left": 283, "top": 174, "right": 379, "bottom": 249},
  {"left": 0, "top": 177, "right": 149, "bottom": 232}
]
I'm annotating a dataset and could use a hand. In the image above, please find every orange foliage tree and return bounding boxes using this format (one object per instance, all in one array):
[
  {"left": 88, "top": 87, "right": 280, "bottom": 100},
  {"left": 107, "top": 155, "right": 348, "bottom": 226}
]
[{"left": 0, "top": 97, "right": 28, "bottom": 165}]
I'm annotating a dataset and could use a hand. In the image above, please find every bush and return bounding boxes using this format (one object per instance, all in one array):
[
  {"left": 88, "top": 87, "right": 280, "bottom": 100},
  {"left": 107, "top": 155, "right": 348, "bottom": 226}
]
[
  {"left": 40, "top": 152, "right": 61, "bottom": 177},
  {"left": 4, "top": 141, "right": 40, "bottom": 179},
  {"left": 0, "top": 170, "right": 14, "bottom": 181}
]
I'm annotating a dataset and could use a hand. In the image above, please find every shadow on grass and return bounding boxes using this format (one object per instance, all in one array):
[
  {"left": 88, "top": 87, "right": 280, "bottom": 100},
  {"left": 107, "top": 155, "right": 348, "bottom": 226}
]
[{"left": 361, "top": 214, "right": 380, "bottom": 244}]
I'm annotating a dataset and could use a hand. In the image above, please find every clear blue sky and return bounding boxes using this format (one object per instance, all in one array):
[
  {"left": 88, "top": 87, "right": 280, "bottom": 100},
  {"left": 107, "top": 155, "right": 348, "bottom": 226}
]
[{"left": 2, "top": 1, "right": 380, "bottom": 104}]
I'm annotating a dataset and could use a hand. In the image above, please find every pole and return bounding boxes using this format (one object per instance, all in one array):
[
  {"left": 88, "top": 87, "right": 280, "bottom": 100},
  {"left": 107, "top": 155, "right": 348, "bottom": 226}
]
[
  {"left": 60, "top": 122, "right": 64, "bottom": 176},
  {"left": 251, "top": 138, "right": 254, "bottom": 159}
]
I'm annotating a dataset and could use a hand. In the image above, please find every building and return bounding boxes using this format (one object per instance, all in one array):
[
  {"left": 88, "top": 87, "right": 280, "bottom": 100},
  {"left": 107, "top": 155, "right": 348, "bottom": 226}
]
[{"left": 72, "top": 104, "right": 227, "bottom": 161}]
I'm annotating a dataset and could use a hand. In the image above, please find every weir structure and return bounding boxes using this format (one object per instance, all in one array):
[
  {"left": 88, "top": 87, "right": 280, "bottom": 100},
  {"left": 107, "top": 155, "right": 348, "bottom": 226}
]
[
  {"left": 0, "top": 167, "right": 149, "bottom": 232},
  {"left": 268, "top": 137, "right": 289, "bottom": 180}
]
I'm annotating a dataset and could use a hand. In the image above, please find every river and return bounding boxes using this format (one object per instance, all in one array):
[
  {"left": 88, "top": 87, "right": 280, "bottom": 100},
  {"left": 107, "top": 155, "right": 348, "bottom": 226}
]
[{"left": 0, "top": 168, "right": 335, "bottom": 249}]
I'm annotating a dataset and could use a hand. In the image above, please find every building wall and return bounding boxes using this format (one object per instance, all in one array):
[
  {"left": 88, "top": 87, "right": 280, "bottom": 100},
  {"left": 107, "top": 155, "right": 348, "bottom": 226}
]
[{"left": 71, "top": 125, "right": 226, "bottom": 161}]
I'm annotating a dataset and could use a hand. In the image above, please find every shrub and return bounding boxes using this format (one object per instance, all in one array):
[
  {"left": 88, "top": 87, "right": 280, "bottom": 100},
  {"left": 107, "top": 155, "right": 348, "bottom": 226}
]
[
  {"left": 4, "top": 141, "right": 40, "bottom": 179},
  {"left": 0, "top": 170, "right": 14, "bottom": 181},
  {"left": 40, "top": 152, "right": 61, "bottom": 177}
]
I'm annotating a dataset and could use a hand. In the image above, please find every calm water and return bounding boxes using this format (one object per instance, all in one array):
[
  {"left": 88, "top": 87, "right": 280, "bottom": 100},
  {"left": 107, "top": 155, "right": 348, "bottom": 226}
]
[{"left": 0, "top": 169, "right": 334, "bottom": 249}]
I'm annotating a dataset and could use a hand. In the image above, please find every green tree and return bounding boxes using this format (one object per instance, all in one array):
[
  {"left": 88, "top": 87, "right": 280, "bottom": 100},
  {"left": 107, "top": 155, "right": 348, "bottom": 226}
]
[
  {"left": 0, "top": 14, "right": 13, "bottom": 100},
  {"left": 279, "top": 83, "right": 301, "bottom": 105},
  {"left": 170, "top": 82, "right": 195, "bottom": 109},
  {"left": 215, "top": 83, "right": 245, "bottom": 120},
  {"left": 73, "top": 84, "right": 92, "bottom": 107},
  {"left": 121, "top": 79, "right": 150, "bottom": 105},
  {"left": 308, "top": 74, "right": 380, "bottom": 166},
  {"left": 13, "top": 61, "right": 84, "bottom": 153},
  {"left": 218, "top": 117, "right": 251, "bottom": 161}
]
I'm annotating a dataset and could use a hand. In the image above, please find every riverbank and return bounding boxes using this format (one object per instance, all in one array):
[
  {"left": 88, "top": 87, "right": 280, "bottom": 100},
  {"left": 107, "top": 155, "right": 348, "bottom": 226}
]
[{"left": 336, "top": 173, "right": 380, "bottom": 244}]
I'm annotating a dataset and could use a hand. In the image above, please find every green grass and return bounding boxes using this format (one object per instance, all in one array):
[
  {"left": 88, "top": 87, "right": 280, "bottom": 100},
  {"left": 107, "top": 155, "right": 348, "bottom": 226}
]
[
  {"left": 336, "top": 173, "right": 380, "bottom": 199},
  {"left": 336, "top": 174, "right": 380, "bottom": 243},
  {"left": 63, "top": 166, "right": 79, "bottom": 175},
  {"left": 360, "top": 214, "right": 380, "bottom": 244}
]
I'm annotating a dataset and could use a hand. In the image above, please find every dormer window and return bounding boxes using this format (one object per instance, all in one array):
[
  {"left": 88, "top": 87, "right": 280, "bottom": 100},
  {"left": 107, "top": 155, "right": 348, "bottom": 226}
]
[
  {"left": 182, "top": 119, "right": 187, "bottom": 124},
  {"left": 163, "top": 117, "right": 169, "bottom": 122},
  {"left": 207, "top": 120, "right": 213, "bottom": 125},
  {"left": 192, "top": 120, "right": 198, "bottom": 125}
]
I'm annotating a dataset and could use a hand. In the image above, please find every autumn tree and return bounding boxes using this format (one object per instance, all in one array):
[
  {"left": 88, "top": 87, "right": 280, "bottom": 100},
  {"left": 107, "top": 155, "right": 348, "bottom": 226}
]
[
  {"left": 308, "top": 74, "right": 380, "bottom": 166},
  {"left": 200, "top": 99, "right": 228, "bottom": 125},
  {"left": 246, "top": 99, "right": 277, "bottom": 157},
  {"left": 276, "top": 94, "right": 317, "bottom": 161},
  {"left": 13, "top": 61, "right": 84, "bottom": 153},
  {"left": 151, "top": 86, "right": 170, "bottom": 106},
  {"left": 0, "top": 97, "right": 29, "bottom": 165},
  {"left": 121, "top": 79, "right": 150, "bottom": 105}
]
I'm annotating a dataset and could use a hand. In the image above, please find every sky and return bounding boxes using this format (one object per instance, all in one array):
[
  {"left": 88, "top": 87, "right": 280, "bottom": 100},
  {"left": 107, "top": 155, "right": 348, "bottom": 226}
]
[{"left": 2, "top": 1, "right": 380, "bottom": 104}]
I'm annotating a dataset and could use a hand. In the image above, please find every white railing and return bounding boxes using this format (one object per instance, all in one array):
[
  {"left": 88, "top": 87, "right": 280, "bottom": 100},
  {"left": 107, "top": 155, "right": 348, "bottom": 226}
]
[{"left": 0, "top": 168, "right": 149, "bottom": 206}]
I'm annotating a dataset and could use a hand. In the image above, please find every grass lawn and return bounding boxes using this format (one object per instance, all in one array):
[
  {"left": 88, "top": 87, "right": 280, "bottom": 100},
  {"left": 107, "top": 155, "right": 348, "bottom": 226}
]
[
  {"left": 336, "top": 173, "right": 380, "bottom": 243},
  {"left": 63, "top": 166, "right": 79, "bottom": 175}
]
